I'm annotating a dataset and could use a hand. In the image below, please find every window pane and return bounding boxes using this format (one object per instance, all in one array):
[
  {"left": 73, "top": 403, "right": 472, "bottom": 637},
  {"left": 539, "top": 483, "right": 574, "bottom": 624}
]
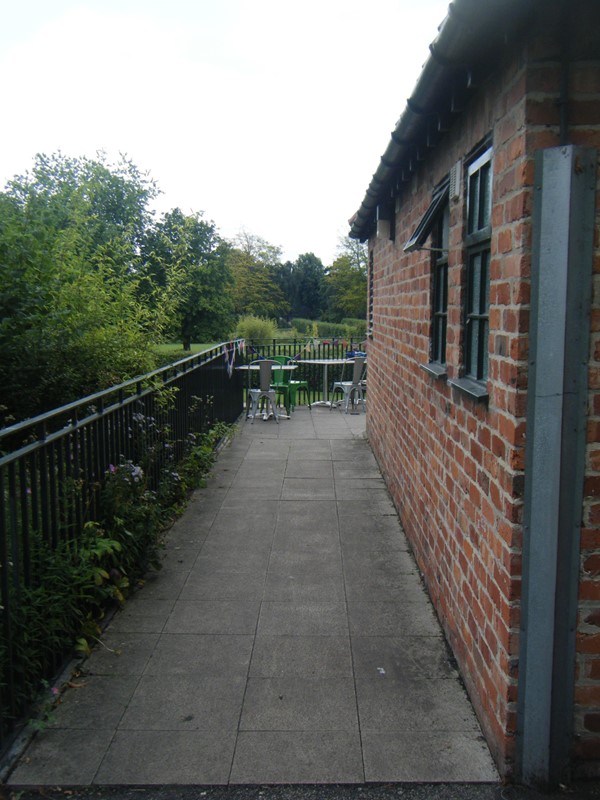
[
  {"left": 440, "top": 317, "right": 447, "bottom": 364},
  {"left": 434, "top": 320, "right": 443, "bottom": 363},
  {"left": 480, "top": 319, "right": 489, "bottom": 380},
  {"left": 479, "top": 162, "right": 491, "bottom": 229},
  {"left": 470, "top": 253, "right": 481, "bottom": 315},
  {"left": 441, "top": 204, "right": 449, "bottom": 250},
  {"left": 434, "top": 265, "right": 445, "bottom": 313},
  {"left": 480, "top": 250, "right": 490, "bottom": 313},
  {"left": 468, "top": 172, "right": 479, "bottom": 234},
  {"left": 441, "top": 262, "right": 448, "bottom": 309},
  {"left": 469, "top": 322, "right": 479, "bottom": 377}
]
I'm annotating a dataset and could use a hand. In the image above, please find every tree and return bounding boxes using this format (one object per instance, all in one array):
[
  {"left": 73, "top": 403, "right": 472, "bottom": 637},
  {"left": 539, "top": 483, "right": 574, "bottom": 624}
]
[
  {"left": 287, "top": 253, "right": 325, "bottom": 320},
  {"left": 226, "top": 231, "right": 289, "bottom": 321},
  {"left": 6, "top": 151, "right": 158, "bottom": 273},
  {"left": 0, "top": 152, "right": 162, "bottom": 422},
  {"left": 140, "top": 209, "right": 234, "bottom": 349},
  {"left": 336, "top": 235, "right": 368, "bottom": 273},
  {"left": 323, "top": 237, "right": 368, "bottom": 321}
]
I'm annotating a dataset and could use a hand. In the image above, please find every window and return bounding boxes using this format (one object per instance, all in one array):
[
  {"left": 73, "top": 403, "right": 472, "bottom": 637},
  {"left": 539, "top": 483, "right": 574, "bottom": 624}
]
[
  {"left": 464, "top": 147, "right": 492, "bottom": 383},
  {"left": 406, "top": 180, "right": 450, "bottom": 379},
  {"left": 431, "top": 202, "right": 449, "bottom": 366},
  {"left": 404, "top": 182, "right": 449, "bottom": 253}
]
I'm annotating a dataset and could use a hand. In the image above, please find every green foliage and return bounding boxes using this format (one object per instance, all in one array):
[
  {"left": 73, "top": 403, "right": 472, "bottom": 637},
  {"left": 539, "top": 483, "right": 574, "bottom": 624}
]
[
  {"left": 5, "top": 523, "right": 126, "bottom": 710},
  {"left": 226, "top": 232, "right": 289, "bottom": 320},
  {"left": 291, "top": 318, "right": 316, "bottom": 334},
  {"left": 0, "top": 147, "right": 367, "bottom": 427},
  {"left": 235, "top": 314, "right": 277, "bottom": 341},
  {"left": 287, "top": 253, "right": 326, "bottom": 320},
  {"left": 323, "top": 251, "right": 367, "bottom": 322},
  {"left": 0, "top": 152, "right": 163, "bottom": 421},
  {"left": 140, "top": 209, "right": 235, "bottom": 350},
  {"left": 313, "top": 320, "right": 365, "bottom": 339},
  {"left": 290, "top": 317, "right": 366, "bottom": 340},
  {"left": 0, "top": 419, "right": 232, "bottom": 729}
]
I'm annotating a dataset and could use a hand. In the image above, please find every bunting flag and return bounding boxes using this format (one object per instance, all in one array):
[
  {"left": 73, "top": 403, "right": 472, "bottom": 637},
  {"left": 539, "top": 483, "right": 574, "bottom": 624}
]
[
  {"left": 223, "top": 342, "right": 240, "bottom": 378},
  {"left": 291, "top": 340, "right": 315, "bottom": 359}
]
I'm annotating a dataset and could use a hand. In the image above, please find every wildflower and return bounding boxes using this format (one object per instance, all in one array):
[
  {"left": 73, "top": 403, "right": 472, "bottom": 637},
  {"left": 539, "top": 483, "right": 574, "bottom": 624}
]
[
  {"left": 108, "top": 464, "right": 117, "bottom": 474},
  {"left": 130, "top": 465, "right": 143, "bottom": 482}
]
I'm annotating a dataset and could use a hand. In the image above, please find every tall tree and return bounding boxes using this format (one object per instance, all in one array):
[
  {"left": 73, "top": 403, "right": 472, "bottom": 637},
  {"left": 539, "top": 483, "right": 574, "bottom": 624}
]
[
  {"left": 141, "top": 209, "right": 234, "bottom": 349},
  {"left": 323, "top": 237, "right": 368, "bottom": 321},
  {"left": 226, "top": 231, "right": 288, "bottom": 320},
  {"left": 336, "top": 235, "right": 368, "bottom": 273},
  {"left": 288, "top": 253, "right": 325, "bottom": 320}
]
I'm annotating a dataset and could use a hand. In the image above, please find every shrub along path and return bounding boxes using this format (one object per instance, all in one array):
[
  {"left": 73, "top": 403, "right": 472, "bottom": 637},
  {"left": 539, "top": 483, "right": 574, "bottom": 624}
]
[{"left": 6, "top": 407, "right": 498, "bottom": 786}]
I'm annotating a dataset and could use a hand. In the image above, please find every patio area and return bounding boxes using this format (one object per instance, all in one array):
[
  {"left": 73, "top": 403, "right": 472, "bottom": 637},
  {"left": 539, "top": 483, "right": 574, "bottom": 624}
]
[{"left": 6, "top": 406, "right": 498, "bottom": 786}]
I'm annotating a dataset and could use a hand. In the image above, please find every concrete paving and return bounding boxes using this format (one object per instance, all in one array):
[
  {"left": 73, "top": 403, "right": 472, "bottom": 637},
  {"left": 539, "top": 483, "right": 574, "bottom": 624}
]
[{"left": 7, "top": 407, "right": 499, "bottom": 787}]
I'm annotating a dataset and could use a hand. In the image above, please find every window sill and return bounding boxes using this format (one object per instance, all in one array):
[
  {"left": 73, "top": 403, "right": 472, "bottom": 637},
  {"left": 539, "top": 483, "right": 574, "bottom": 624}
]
[
  {"left": 447, "top": 376, "right": 489, "bottom": 402},
  {"left": 420, "top": 362, "right": 447, "bottom": 380}
]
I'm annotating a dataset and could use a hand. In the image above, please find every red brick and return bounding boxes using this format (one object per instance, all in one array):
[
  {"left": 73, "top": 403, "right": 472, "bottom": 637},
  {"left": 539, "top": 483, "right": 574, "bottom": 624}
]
[{"left": 364, "top": 19, "right": 600, "bottom": 779}]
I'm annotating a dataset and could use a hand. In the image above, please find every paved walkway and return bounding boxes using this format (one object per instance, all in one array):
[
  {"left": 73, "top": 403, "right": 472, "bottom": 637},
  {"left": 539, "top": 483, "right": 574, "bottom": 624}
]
[{"left": 7, "top": 407, "right": 498, "bottom": 787}]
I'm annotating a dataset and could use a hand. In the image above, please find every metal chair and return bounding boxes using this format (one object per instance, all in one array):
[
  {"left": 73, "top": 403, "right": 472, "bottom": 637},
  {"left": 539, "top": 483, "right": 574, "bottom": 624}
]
[
  {"left": 246, "top": 359, "right": 279, "bottom": 423},
  {"left": 272, "top": 356, "right": 311, "bottom": 411},
  {"left": 271, "top": 357, "right": 293, "bottom": 415},
  {"left": 330, "top": 356, "right": 366, "bottom": 413}
]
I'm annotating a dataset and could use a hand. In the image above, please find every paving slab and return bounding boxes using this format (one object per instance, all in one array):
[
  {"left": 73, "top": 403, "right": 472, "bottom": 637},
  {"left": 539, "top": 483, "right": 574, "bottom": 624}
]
[{"left": 5, "top": 406, "right": 499, "bottom": 788}]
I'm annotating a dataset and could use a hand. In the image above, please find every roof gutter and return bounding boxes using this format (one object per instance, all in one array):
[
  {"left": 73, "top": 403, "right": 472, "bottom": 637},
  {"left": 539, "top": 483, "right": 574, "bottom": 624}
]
[{"left": 349, "top": 0, "right": 537, "bottom": 241}]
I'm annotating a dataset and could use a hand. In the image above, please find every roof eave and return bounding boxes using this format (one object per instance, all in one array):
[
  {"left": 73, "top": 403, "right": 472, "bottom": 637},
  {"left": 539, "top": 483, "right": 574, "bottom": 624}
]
[{"left": 349, "top": 0, "right": 538, "bottom": 242}]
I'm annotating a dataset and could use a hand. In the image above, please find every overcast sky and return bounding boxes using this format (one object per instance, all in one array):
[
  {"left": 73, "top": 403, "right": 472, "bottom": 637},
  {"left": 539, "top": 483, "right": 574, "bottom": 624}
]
[{"left": 1, "top": 0, "right": 448, "bottom": 265}]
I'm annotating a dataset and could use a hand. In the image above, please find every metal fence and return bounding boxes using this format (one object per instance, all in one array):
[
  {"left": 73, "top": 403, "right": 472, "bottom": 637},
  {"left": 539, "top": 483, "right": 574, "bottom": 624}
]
[
  {"left": 0, "top": 341, "right": 244, "bottom": 752},
  {"left": 244, "top": 337, "right": 366, "bottom": 403}
]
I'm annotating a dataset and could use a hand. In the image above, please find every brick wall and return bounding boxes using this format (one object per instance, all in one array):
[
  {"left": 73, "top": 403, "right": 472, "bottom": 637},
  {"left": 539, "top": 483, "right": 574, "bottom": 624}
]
[{"left": 365, "top": 2, "right": 600, "bottom": 778}]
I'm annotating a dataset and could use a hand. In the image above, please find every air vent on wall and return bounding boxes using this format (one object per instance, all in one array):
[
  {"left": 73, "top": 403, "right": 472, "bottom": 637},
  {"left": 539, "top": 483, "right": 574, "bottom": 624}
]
[{"left": 449, "top": 160, "right": 462, "bottom": 201}]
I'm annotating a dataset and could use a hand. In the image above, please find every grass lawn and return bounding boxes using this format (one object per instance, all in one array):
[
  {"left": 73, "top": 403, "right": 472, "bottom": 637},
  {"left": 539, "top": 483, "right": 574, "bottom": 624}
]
[{"left": 155, "top": 342, "right": 217, "bottom": 365}]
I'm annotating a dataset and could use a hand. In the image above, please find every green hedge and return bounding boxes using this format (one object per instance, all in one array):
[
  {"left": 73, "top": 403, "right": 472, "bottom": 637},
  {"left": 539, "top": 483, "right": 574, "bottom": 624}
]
[{"left": 291, "top": 318, "right": 366, "bottom": 340}]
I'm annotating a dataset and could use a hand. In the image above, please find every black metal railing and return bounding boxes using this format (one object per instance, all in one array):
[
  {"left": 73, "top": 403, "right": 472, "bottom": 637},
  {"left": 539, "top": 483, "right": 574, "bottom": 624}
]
[
  {"left": 0, "top": 341, "right": 244, "bottom": 752},
  {"left": 244, "top": 337, "right": 366, "bottom": 403}
]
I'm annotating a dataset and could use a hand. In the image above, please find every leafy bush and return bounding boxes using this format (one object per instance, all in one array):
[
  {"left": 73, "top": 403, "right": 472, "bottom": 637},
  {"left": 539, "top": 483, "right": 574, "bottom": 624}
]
[
  {"left": 0, "top": 420, "right": 231, "bottom": 729},
  {"left": 341, "top": 318, "right": 368, "bottom": 337},
  {"left": 235, "top": 315, "right": 277, "bottom": 341},
  {"left": 6, "top": 524, "right": 127, "bottom": 708},
  {"left": 291, "top": 318, "right": 314, "bottom": 335},
  {"left": 291, "top": 318, "right": 366, "bottom": 340}
]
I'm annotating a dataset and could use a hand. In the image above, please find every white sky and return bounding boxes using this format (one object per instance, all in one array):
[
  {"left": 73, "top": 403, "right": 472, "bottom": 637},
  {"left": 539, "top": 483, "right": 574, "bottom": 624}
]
[{"left": 0, "top": 0, "right": 448, "bottom": 265}]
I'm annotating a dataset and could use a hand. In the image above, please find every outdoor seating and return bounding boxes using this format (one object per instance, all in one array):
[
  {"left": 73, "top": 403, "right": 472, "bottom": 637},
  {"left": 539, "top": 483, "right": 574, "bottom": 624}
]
[
  {"left": 246, "top": 359, "right": 279, "bottom": 423},
  {"left": 330, "top": 356, "right": 366, "bottom": 413}
]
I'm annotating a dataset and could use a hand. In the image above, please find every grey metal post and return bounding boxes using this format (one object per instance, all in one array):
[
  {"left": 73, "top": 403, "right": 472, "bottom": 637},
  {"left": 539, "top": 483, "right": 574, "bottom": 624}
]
[{"left": 518, "top": 146, "right": 596, "bottom": 785}]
